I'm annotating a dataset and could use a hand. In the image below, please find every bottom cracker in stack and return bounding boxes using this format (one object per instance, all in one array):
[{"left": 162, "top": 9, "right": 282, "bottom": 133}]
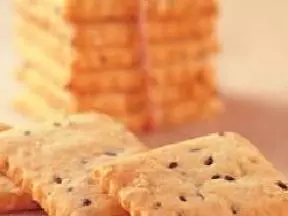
[
  {"left": 94, "top": 132, "right": 288, "bottom": 216},
  {"left": 14, "top": 89, "right": 148, "bottom": 132},
  {"left": 0, "top": 124, "right": 40, "bottom": 213},
  {"left": 0, "top": 113, "right": 148, "bottom": 216},
  {"left": 14, "top": 64, "right": 148, "bottom": 131}
]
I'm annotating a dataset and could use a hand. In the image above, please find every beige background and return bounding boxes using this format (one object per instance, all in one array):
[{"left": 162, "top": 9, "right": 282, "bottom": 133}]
[{"left": 219, "top": 0, "right": 288, "bottom": 98}]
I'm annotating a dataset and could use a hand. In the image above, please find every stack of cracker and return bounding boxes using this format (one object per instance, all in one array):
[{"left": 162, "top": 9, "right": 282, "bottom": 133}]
[
  {"left": 13, "top": 0, "right": 222, "bottom": 132},
  {"left": 0, "top": 113, "right": 287, "bottom": 215}
]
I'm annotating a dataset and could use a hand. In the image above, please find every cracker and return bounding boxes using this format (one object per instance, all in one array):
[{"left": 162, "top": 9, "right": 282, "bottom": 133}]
[
  {"left": 16, "top": 2, "right": 217, "bottom": 48},
  {"left": 95, "top": 132, "right": 288, "bottom": 216},
  {"left": 16, "top": 64, "right": 145, "bottom": 115},
  {"left": 15, "top": 0, "right": 218, "bottom": 22},
  {"left": 13, "top": 88, "right": 64, "bottom": 121},
  {"left": 15, "top": 15, "right": 138, "bottom": 69},
  {"left": 15, "top": 35, "right": 143, "bottom": 91},
  {"left": 14, "top": 89, "right": 148, "bottom": 132},
  {"left": 0, "top": 124, "right": 39, "bottom": 213},
  {"left": 15, "top": 34, "right": 216, "bottom": 91},
  {"left": 0, "top": 113, "right": 147, "bottom": 215},
  {"left": 16, "top": 16, "right": 218, "bottom": 71}
]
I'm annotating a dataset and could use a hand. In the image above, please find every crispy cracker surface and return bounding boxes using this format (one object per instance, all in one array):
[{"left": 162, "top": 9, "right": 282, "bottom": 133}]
[
  {"left": 95, "top": 132, "right": 288, "bottom": 216},
  {"left": 0, "top": 113, "right": 147, "bottom": 216},
  {"left": 0, "top": 123, "right": 39, "bottom": 213}
]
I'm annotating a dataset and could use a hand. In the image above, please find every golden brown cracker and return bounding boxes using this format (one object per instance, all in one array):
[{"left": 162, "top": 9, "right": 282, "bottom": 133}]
[
  {"left": 16, "top": 64, "right": 145, "bottom": 115},
  {"left": 95, "top": 132, "right": 288, "bottom": 216},
  {"left": 0, "top": 113, "right": 147, "bottom": 216},
  {"left": 14, "top": 89, "right": 148, "bottom": 132},
  {"left": 0, "top": 123, "right": 39, "bottom": 213}
]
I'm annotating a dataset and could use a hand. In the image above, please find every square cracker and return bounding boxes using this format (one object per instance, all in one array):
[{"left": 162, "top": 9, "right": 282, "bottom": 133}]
[
  {"left": 95, "top": 132, "right": 288, "bottom": 216},
  {"left": 0, "top": 123, "right": 39, "bottom": 213},
  {"left": 0, "top": 113, "right": 147, "bottom": 216},
  {"left": 13, "top": 89, "right": 148, "bottom": 132}
]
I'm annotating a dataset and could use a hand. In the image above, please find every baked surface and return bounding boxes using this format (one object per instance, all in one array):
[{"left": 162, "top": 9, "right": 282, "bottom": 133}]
[
  {"left": 0, "top": 113, "right": 147, "bottom": 216},
  {"left": 95, "top": 132, "right": 288, "bottom": 216}
]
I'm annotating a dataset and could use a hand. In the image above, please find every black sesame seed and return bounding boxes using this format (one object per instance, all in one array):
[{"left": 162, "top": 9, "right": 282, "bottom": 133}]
[
  {"left": 276, "top": 181, "right": 288, "bottom": 191},
  {"left": 204, "top": 156, "right": 214, "bottom": 165},
  {"left": 104, "top": 152, "right": 117, "bottom": 156},
  {"left": 224, "top": 176, "right": 235, "bottom": 181},
  {"left": 153, "top": 201, "right": 162, "bottom": 209},
  {"left": 24, "top": 130, "right": 31, "bottom": 136},
  {"left": 179, "top": 195, "right": 187, "bottom": 202},
  {"left": 211, "top": 174, "right": 221, "bottom": 179},
  {"left": 168, "top": 162, "right": 178, "bottom": 169},
  {"left": 67, "top": 187, "right": 73, "bottom": 192},
  {"left": 53, "top": 176, "right": 62, "bottom": 184},
  {"left": 82, "top": 199, "right": 92, "bottom": 207},
  {"left": 53, "top": 122, "right": 62, "bottom": 127}
]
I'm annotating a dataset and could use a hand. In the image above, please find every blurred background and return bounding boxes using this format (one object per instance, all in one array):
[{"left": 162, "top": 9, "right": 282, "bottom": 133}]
[{"left": 0, "top": 1, "right": 287, "bottom": 171}]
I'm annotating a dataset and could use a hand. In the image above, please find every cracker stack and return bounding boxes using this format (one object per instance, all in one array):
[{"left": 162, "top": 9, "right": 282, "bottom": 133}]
[{"left": 13, "top": 0, "right": 222, "bottom": 131}]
